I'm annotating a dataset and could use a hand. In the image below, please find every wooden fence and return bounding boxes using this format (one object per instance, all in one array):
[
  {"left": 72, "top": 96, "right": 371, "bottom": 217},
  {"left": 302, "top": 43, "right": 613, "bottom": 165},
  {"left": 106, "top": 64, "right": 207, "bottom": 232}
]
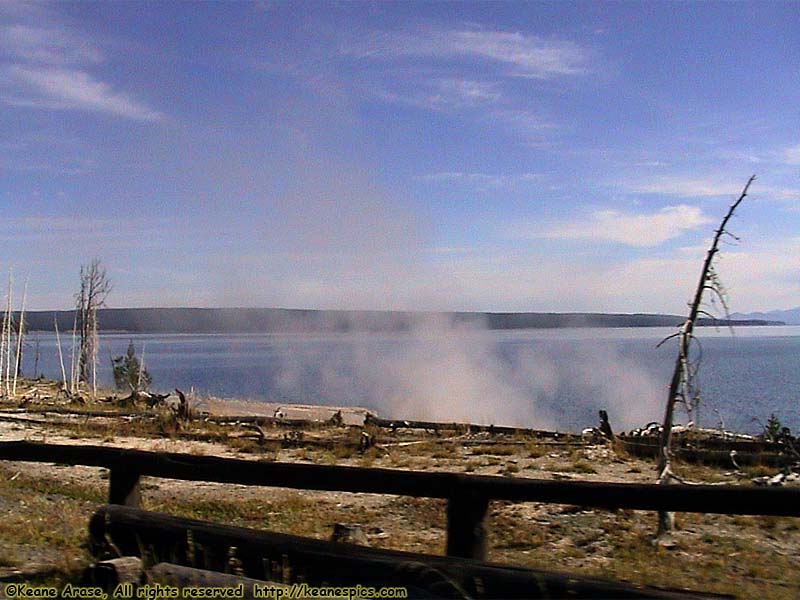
[{"left": 1, "top": 440, "right": 798, "bottom": 562}]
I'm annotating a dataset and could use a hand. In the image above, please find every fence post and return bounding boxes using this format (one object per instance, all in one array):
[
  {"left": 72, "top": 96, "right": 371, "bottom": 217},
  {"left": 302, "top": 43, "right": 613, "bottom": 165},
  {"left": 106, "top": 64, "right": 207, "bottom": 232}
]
[
  {"left": 446, "top": 492, "right": 489, "bottom": 560},
  {"left": 109, "top": 465, "right": 141, "bottom": 507}
]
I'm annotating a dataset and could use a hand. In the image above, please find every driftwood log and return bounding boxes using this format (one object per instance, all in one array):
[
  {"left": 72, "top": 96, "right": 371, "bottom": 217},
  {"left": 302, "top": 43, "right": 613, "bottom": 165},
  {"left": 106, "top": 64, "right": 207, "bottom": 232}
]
[
  {"left": 618, "top": 435, "right": 798, "bottom": 467},
  {"left": 365, "top": 414, "right": 582, "bottom": 440}
]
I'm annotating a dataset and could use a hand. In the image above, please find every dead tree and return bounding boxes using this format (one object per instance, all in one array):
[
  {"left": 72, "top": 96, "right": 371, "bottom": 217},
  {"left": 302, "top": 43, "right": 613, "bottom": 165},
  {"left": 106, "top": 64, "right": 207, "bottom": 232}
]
[
  {"left": 1, "top": 270, "right": 12, "bottom": 396},
  {"left": 656, "top": 175, "right": 755, "bottom": 538},
  {"left": 76, "top": 259, "right": 112, "bottom": 396}
]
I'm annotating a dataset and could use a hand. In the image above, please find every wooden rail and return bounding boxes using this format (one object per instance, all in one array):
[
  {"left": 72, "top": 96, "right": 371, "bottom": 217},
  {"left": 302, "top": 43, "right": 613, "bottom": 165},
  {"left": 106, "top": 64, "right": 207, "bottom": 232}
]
[
  {"left": 1, "top": 440, "right": 799, "bottom": 561},
  {"left": 89, "top": 505, "right": 711, "bottom": 599}
]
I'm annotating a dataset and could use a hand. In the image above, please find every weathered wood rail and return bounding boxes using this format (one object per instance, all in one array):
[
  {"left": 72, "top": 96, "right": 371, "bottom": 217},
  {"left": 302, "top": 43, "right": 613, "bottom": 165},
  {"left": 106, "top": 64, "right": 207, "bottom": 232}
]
[
  {"left": 89, "top": 505, "right": 715, "bottom": 599},
  {"left": 1, "top": 440, "right": 799, "bottom": 563}
]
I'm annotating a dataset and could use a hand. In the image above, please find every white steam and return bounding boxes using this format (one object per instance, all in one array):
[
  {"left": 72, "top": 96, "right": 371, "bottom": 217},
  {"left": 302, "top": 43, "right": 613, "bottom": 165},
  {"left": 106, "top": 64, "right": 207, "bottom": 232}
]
[
  {"left": 268, "top": 318, "right": 666, "bottom": 431},
  {"left": 569, "top": 343, "right": 666, "bottom": 431},
  {"left": 354, "top": 318, "right": 558, "bottom": 428}
]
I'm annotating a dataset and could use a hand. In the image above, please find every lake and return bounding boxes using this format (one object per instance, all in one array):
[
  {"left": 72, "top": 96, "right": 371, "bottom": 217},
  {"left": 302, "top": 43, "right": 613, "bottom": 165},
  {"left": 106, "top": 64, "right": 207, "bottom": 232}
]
[{"left": 19, "top": 325, "right": 800, "bottom": 435}]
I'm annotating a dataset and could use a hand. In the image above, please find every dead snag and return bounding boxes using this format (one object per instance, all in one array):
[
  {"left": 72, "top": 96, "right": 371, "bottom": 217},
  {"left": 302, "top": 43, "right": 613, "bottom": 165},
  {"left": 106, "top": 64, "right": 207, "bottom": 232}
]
[{"left": 656, "top": 175, "right": 755, "bottom": 540}]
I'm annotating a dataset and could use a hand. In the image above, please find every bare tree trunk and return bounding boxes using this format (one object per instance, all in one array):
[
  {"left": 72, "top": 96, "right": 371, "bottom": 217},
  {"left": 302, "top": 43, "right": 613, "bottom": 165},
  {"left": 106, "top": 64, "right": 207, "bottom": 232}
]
[
  {"left": 656, "top": 175, "right": 755, "bottom": 539},
  {"left": 91, "top": 310, "right": 98, "bottom": 397},
  {"left": 4, "top": 271, "right": 12, "bottom": 397},
  {"left": 70, "top": 311, "right": 78, "bottom": 394},
  {"left": 137, "top": 343, "right": 146, "bottom": 393},
  {"left": 0, "top": 275, "right": 7, "bottom": 396},
  {"left": 55, "top": 314, "right": 67, "bottom": 390},
  {"left": 33, "top": 332, "right": 40, "bottom": 379},
  {"left": 12, "top": 279, "right": 27, "bottom": 395},
  {"left": 75, "top": 260, "right": 111, "bottom": 395}
]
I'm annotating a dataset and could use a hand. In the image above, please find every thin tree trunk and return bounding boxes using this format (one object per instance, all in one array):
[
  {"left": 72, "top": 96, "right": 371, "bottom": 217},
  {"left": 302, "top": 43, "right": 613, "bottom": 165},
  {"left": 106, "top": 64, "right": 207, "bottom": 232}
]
[
  {"left": 70, "top": 312, "right": 78, "bottom": 394},
  {"left": 33, "top": 332, "right": 40, "bottom": 379},
  {"left": 4, "top": 271, "right": 12, "bottom": 396},
  {"left": 137, "top": 342, "right": 146, "bottom": 392},
  {"left": 0, "top": 278, "right": 7, "bottom": 395},
  {"left": 12, "top": 279, "right": 27, "bottom": 395},
  {"left": 55, "top": 315, "right": 67, "bottom": 390},
  {"left": 656, "top": 175, "right": 755, "bottom": 539}
]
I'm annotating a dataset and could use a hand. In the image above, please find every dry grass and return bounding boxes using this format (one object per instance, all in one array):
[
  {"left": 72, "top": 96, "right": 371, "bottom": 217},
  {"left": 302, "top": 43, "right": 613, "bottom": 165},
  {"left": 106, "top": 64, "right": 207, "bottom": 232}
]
[
  {"left": 470, "top": 443, "right": 519, "bottom": 456},
  {"left": 568, "top": 459, "right": 598, "bottom": 474}
]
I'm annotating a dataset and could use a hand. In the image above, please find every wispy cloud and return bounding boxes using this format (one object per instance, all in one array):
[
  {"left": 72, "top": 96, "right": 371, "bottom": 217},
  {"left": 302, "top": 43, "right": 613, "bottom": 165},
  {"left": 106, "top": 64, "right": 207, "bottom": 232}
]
[
  {"left": 369, "top": 77, "right": 501, "bottom": 111},
  {"left": 489, "top": 108, "right": 558, "bottom": 142},
  {"left": 0, "top": 216, "right": 177, "bottom": 244},
  {"left": 416, "top": 171, "right": 542, "bottom": 189},
  {"left": 620, "top": 174, "right": 797, "bottom": 205},
  {"left": 344, "top": 27, "right": 591, "bottom": 79},
  {"left": 444, "top": 30, "right": 589, "bottom": 78},
  {"left": 340, "top": 25, "right": 579, "bottom": 143},
  {"left": 519, "top": 205, "right": 714, "bottom": 247},
  {"left": 0, "top": 18, "right": 162, "bottom": 121},
  {"left": 0, "top": 24, "right": 102, "bottom": 65},
  {"left": 784, "top": 144, "right": 800, "bottom": 165},
  {"left": 621, "top": 176, "right": 743, "bottom": 198},
  {"left": 4, "top": 66, "right": 163, "bottom": 121},
  {"left": 436, "top": 78, "right": 501, "bottom": 104}
]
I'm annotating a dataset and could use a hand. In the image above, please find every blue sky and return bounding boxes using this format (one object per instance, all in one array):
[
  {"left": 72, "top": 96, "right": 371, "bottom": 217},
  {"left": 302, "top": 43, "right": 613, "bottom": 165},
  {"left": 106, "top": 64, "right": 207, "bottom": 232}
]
[{"left": 1, "top": 1, "right": 798, "bottom": 313}]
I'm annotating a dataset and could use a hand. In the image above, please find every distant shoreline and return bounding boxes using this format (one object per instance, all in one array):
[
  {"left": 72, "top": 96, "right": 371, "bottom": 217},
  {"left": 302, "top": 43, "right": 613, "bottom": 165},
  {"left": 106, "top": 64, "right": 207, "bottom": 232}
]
[{"left": 16, "top": 307, "right": 785, "bottom": 334}]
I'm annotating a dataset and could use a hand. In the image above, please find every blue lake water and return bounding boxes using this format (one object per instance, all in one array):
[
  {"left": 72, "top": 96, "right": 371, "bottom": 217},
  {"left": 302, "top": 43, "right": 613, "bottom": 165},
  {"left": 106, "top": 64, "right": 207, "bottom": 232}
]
[{"left": 19, "top": 326, "right": 800, "bottom": 435}]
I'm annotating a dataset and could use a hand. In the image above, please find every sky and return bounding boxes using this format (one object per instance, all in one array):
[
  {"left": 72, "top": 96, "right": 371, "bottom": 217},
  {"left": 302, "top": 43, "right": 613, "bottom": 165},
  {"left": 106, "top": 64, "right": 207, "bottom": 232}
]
[{"left": 1, "top": 1, "right": 798, "bottom": 313}]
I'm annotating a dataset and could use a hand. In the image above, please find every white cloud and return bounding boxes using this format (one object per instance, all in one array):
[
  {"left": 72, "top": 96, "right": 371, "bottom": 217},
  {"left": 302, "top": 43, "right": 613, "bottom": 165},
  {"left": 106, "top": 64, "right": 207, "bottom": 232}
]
[
  {"left": 444, "top": 30, "right": 589, "bottom": 78},
  {"left": 0, "top": 14, "right": 162, "bottom": 121},
  {"left": 5, "top": 66, "right": 163, "bottom": 121},
  {"left": 535, "top": 205, "right": 713, "bottom": 247},
  {"left": 490, "top": 108, "right": 557, "bottom": 142},
  {"left": 0, "top": 24, "right": 103, "bottom": 65},
  {"left": 620, "top": 174, "right": 797, "bottom": 205},
  {"left": 370, "top": 77, "right": 502, "bottom": 111},
  {"left": 622, "top": 176, "right": 744, "bottom": 198},
  {"left": 436, "top": 78, "right": 501, "bottom": 103},
  {"left": 784, "top": 144, "right": 800, "bottom": 165},
  {"left": 345, "top": 28, "right": 590, "bottom": 79},
  {"left": 343, "top": 27, "right": 572, "bottom": 140}
]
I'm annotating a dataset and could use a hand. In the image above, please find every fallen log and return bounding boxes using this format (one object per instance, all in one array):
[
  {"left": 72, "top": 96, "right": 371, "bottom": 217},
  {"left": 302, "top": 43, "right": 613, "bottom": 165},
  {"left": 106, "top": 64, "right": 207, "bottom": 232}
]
[
  {"left": 89, "top": 505, "right": 716, "bottom": 599},
  {"left": 204, "top": 415, "right": 327, "bottom": 429},
  {"left": 365, "top": 415, "right": 582, "bottom": 440},
  {"left": 146, "top": 563, "right": 272, "bottom": 590},
  {"left": 0, "top": 406, "right": 156, "bottom": 418},
  {"left": 618, "top": 436, "right": 797, "bottom": 467},
  {"left": 81, "top": 556, "right": 143, "bottom": 589}
]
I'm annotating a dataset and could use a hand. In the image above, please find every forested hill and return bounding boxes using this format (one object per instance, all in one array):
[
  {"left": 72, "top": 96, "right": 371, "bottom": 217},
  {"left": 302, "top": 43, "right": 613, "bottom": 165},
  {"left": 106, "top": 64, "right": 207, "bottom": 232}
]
[{"left": 18, "top": 308, "right": 783, "bottom": 334}]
